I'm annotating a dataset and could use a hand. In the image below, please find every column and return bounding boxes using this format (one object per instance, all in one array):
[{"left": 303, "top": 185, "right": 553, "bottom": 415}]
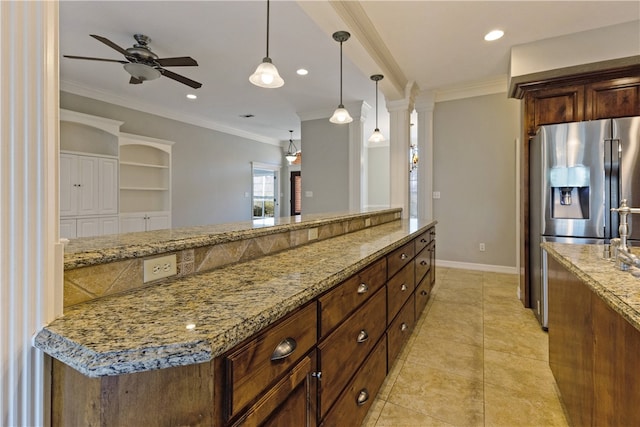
[
  {"left": 387, "top": 97, "right": 414, "bottom": 216},
  {"left": 0, "top": 2, "right": 61, "bottom": 425},
  {"left": 348, "top": 102, "right": 370, "bottom": 211},
  {"left": 415, "top": 90, "right": 435, "bottom": 220}
]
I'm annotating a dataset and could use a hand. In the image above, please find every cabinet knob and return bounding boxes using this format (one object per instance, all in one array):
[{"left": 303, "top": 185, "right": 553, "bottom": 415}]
[
  {"left": 400, "top": 253, "right": 408, "bottom": 260},
  {"left": 401, "top": 323, "right": 409, "bottom": 332},
  {"left": 356, "top": 388, "right": 370, "bottom": 406},
  {"left": 356, "top": 329, "right": 369, "bottom": 343},
  {"left": 270, "top": 337, "right": 297, "bottom": 361},
  {"left": 420, "top": 290, "right": 428, "bottom": 296},
  {"left": 401, "top": 284, "right": 408, "bottom": 292},
  {"left": 357, "top": 283, "right": 369, "bottom": 294},
  {"left": 311, "top": 371, "right": 322, "bottom": 380},
  {"left": 420, "top": 238, "right": 427, "bottom": 243},
  {"left": 420, "top": 260, "right": 428, "bottom": 266}
]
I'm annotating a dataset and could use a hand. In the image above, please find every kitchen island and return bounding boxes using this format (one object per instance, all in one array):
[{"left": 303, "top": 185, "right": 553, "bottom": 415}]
[
  {"left": 35, "top": 210, "right": 437, "bottom": 426},
  {"left": 543, "top": 242, "right": 640, "bottom": 426}
]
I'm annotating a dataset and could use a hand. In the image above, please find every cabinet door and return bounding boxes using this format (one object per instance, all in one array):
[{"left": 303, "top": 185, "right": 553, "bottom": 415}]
[
  {"left": 100, "top": 216, "right": 119, "bottom": 236},
  {"left": 76, "top": 156, "right": 100, "bottom": 216},
  {"left": 59, "top": 154, "right": 78, "bottom": 217},
  {"left": 146, "top": 212, "right": 171, "bottom": 231},
  {"left": 586, "top": 77, "right": 640, "bottom": 120},
  {"left": 60, "top": 219, "right": 77, "bottom": 239},
  {"left": 99, "top": 158, "right": 118, "bottom": 215},
  {"left": 119, "top": 214, "right": 147, "bottom": 233},
  {"left": 524, "top": 85, "right": 584, "bottom": 136},
  {"left": 76, "top": 217, "right": 101, "bottom": 238}
]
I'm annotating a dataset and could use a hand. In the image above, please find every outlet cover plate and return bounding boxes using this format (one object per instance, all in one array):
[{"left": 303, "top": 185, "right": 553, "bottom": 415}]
[{"left": 143, "top": 254, "right": 177, "bottom": 283}]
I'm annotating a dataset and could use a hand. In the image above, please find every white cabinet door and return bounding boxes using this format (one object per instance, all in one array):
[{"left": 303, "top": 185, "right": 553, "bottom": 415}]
[
  {"left": 60, "top": 219, "right": 77, "bottom": 239},
  {"left": 76, "top": 156, "right": 100, "bottom": 216},
  {"left": 76, "top": 217, "right": 101, "bottom": 238},
  {"left": 60, "top": 154, "right": 78, "bottom": 217},
  {"left": 100, "top": 216, "right": 119, "bottom": 235},
  {"left": 99, "top": 158, "right": 119, "bottom": 215},
  {"left": 120, "top": 214, "right": 147, "bottom": 233},
  {"left": 146, "top": 212, "right": 171, "bottom": 231}
]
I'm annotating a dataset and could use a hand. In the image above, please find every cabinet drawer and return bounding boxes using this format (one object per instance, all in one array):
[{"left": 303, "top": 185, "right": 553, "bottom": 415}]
[
  {"left": 415, "top": 227, "right": 434, "bottom": 253},
  {"left": 415, "top": 272, "right": 431, "bottom": 318},
  {"left": 318, "top": 287, "right": 386, "bottom": 417},
  {"left": 320, "top": 336, "right": 387, "bottom": 427},
  {"left": 415, "top": 245, "right": 431, "bottom": 284},
  {"left": 387, "top": 295, "right": 416, "bottom": 365},
  {"left": 387, "top": 261, "right": 415, "bottom": 324},
  {"left": 319, "top": 257, "right": 386, "bottom": 337},
  {"left": 224, "top": 303, "right": 317, "bottom": 419},
  {"left": 387, "top": 240, "right": 415, "bottom": 279}
]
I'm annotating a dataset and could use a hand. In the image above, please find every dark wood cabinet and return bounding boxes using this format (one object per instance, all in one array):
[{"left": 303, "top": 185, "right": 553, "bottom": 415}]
[
  {"left": 547, "top": 255, "right": 640, "bottom": 426},
  {"left": 516, "top": 66, "right": 640, "bottom": 307}
]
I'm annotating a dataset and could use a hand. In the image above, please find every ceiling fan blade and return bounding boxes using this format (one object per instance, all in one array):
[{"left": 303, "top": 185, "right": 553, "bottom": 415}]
[
  {"left": 129, "top": 76, "right": 143, "bottom": 85},
  {"left": 156, "top": 57, "right": 198, "bottom": 67},
  {"left": 90, "top": 34, "right": 129, "bottom": 56},
  {"left": 159, "top": 69, "right": 202, "bottom": 89},
  {"left": 63, "top": 55, "right": 128, "bottom": 64}
]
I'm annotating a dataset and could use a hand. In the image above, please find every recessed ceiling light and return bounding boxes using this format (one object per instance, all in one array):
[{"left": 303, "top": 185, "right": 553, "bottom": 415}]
[
  {"left": 240, "top": 114, "right": 255, "bottom": 118},
  {"left": 484, "top": 30, "right": 504, "bottom": 41},
  {"left": 296, "top": 68, "right": 309, "bottom": 76},
  {"left": 186, "top": 94, "right": 197, "bottom": 99}
]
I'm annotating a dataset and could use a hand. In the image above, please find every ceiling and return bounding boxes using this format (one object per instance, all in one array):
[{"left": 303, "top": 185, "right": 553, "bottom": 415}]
[{"left": 59, "top": 1, "right": 639, "bottom": 145}]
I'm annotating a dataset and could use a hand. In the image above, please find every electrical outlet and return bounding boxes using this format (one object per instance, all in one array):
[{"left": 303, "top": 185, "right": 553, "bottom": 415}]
[
  {"left": 143, "top": 254, "right": 177, "bottom": 283},
  {"left": 479, "top": 243, "right": 486, "bottom": 252}
]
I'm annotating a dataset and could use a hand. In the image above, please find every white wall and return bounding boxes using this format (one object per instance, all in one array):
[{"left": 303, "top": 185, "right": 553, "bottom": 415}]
[
  {"left": 60, "top": 92, "right": 284, "bottom": 227},
  {"left": 367, "top": 145, "right": 390, "bottom": 208},
  {"left": 510, "top": 20, "right": 640, "bottom": 77},
  {"left": 300, "top": 118, "right": 350, "bottom": 214},
  {"left": 433, "top": 93, "right": 521, "bottom": 271}
]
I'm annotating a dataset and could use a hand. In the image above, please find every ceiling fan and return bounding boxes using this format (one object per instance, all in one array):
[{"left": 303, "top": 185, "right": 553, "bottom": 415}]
[{"left": 64, "top": 34, "right": 202, "bottom": 89}]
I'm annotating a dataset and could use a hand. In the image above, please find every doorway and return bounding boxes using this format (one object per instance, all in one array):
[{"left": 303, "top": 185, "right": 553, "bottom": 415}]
[{"left": 252, "top": 162, "right": 279, "bottom": 223}]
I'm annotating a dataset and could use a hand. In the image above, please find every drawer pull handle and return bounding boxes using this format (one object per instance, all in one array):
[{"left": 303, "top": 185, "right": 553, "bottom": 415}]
[
  {"left": 270, "top": 337, "right": 297, "bottom": 361},
  {"left": 356, "top": 388, "right": 369, "bottom": 406},
  {"left": 420, "top": 238, "right": 427, "bottom": 243},
  {"left": 401, "top": 323, "right": 409, "bottom": 332},
  {"left": 420, "top": 260, "right": 428, "bottom": 266},
  {"left": 420, "top": 290, "right": 428, "bottom": 296},
  {"left": 400, "top": 253, "right": 408, "bottom": 260},
  {"left": 401, "top": 284, "right": 408, "bottom": 292},
  {"left": 357, "top": 283, "right": 369, "bottom": 294},
  {"left": 356, "top": 329, "right": 369, "bottom": 343}
]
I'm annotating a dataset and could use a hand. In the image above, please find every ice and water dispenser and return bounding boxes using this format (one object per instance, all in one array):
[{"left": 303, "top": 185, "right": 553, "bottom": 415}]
[{"left": 549, "top": 165, "right": 590, "bottom": 219}]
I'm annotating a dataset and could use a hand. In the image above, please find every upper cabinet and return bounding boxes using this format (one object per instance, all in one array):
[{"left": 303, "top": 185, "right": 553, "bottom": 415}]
[{"left": 119, "top": 133, "right": 174, "bottom": 231}]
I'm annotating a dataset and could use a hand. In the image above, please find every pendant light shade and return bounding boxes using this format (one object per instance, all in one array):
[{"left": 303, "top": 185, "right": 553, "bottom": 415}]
[
  {"left": 329, "top": 31, "right": 353, "bottom": 124},
  {"left": 285, "top": 130, "right": 298, "bottom": 163},
  {"left": 368, "top": 74, "right": 386, "bottom": 143},
  {"left": 250, "top": 0, "right": 284, "bottom": 88}
]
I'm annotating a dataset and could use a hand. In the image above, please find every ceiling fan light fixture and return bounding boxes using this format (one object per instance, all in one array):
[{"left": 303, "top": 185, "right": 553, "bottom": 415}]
[
  {"left": 250, "top": 0, "right": 284, "bottom": 89},
  {"left": 249, "top": 57, "right": 284, "bottom": 88},
  {"left": 123, "top": 62, "right": 161, "bottom": 81}
]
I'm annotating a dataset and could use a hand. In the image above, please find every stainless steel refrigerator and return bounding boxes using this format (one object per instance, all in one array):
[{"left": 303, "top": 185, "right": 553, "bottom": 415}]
[{"left": 529, "top": 117, "right": 640, "bottom": 329}]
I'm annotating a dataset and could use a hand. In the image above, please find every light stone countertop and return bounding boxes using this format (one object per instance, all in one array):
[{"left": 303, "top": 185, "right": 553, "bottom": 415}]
[
  {"left": 35, "top": 218, "right": 435, "bottom": 378},
  {"left": 62, "top": 208, "right": 401, "bottom": 269},
  {"left": 543, "top": 242, "right": 640, "bottom": 332}
]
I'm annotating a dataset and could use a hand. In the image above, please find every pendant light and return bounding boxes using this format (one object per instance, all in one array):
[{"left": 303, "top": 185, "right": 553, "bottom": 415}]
[
  {"left": 368, "top": 74, "right": 386, "bottom": 143},
  {"left": 329, "top": 31, "right": 353, "bottom": 124},
  {"left": 285, "top": 130, "right": 298, "bottom": 164},
  {"left": 249, "top": 0, "right": 284, "bottom": 88}
]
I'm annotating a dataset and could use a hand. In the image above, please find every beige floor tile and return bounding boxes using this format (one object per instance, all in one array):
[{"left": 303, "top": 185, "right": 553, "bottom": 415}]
[
  {"left": 483, "top": 321, "right": 549, "bottom": 361},
  {"left": 484, "top": 382, "right": 569, "bottom": 427},
  {"left": 360, "top": 397, "right": 386, "bottom": 427},
  {"left": 483, "top": 348, "right": 558, "bottom": 397},
  {"left": 405, "top": 335, "right": 483, "bottom": 382},
  {"left": 374, "top": 401, "right": 457, "bottom": 427},
  {"left": 386, "top": 365, "right": 484, "bottom": 426}
]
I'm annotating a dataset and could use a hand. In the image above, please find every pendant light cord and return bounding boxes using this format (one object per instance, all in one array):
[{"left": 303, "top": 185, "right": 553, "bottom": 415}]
[
  {"left": 339, "top": 41, "right": 343, "bottom": 105},
  {"left": 265, "top": 0, "right": 270, "bottom": 58},
  {"left": 375, "top": 80, "right": 379, "bottom": 128}
]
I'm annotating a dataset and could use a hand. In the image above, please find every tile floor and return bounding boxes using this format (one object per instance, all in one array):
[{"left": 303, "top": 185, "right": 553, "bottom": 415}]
[{"left": 361, "top": 267, "right": 570, "bottom": 427}]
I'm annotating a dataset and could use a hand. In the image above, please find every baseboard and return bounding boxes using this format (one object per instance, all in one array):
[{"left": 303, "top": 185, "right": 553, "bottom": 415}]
[{"left": 436, "top": 259, "right": 517, "bottom": 275}]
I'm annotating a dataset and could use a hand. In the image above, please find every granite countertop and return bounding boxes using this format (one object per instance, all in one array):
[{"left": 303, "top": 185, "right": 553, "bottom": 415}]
[
  {"left": 35, "top": 218, "right": 435, "bottom": 378},
  {"left": 543, "top": 242, "right": 640, "bottom": 332},
  {"left": 62, "top": 208, "right": 401, "bottom": 269}
]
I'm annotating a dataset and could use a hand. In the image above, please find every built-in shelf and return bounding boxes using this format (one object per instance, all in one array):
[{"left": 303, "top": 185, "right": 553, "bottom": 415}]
[
  {"left": 120, "top": 187, "right": 169, "bottom": 191},
  {"left": 119, "top": 161, "right": 169, "bottom": 169}
]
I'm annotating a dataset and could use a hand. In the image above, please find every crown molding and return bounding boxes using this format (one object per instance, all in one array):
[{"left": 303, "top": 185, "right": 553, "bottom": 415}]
[
  {"left": 60, "top": 80, "right": 282, "bottom": 146},
  {"left": 434, "top": 76, "right": 509, "bottom": 102}
]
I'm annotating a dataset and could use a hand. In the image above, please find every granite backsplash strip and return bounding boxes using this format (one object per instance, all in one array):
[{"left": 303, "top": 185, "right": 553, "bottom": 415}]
[
  {"left": 62, "top": 209, "right": 400, "bottom": 308},
  {"left": 36, "top": 218, "right": 436, "bottom": 377},
  {"left": 543, "top": 242, "right": 640, "bottom": 332}
]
